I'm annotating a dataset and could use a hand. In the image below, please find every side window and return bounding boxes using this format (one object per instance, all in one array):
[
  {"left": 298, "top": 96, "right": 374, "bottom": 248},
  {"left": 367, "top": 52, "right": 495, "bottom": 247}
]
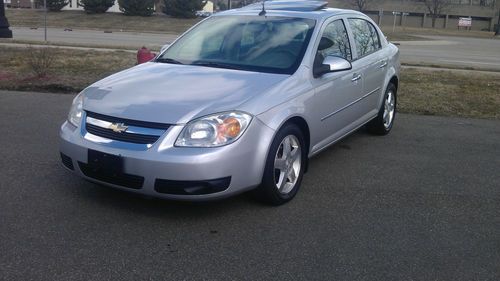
[
  {"left": 318, "top": 19, "right": 352, "bottom": 61},
  {"left": 348, "top": 18, "right": 381, "bottom": 58}
]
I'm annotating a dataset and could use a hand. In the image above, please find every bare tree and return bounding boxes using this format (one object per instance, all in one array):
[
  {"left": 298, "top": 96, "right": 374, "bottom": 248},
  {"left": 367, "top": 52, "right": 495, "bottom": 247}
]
[
  {"left": 420, "top": 0, "right": 452, "bottom": 28},
  {"left": 349, "top": 0, "right": 370, "bottom": 12}
]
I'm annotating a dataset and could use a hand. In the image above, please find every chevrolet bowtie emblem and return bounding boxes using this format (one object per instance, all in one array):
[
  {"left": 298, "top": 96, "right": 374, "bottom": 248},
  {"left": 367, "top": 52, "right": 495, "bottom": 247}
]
[{"left": 108, "top": 123, "right": 128, "bottom": 133}]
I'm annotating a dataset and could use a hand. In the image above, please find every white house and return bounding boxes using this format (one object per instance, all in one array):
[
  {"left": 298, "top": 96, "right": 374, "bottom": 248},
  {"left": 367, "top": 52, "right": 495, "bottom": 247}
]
[
  {"left": 63, "top": 0, "right": 214, "bottom": 14},
  {"left": 63, "top": 0, "right": 121, "bottom": 12}
]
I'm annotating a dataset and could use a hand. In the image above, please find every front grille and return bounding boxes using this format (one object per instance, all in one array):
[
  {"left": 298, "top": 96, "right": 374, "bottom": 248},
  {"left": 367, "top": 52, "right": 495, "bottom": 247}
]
[
  {"left": 86, "top": 111, "right": 171, "bottom": 130},
  {"left": 78, "top": 162, "right": 144, "bottom": 189},
  {"left": 85, "top": 111, "right": 170, "bottom": 145},
  {"left": 86, "top": 123, "right": 160, "bottom": 144}
]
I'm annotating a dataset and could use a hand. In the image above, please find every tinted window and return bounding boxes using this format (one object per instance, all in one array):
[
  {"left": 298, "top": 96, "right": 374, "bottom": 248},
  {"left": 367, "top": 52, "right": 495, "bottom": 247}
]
[
  {"left": 318, "top": 19, "right": 352, "bottom": 61},
  {"left": 348, "top": 18, "right": 381, "bottom": 58},
  {"left": 158, "top": 16, "right": 316, "bottom": 75}
]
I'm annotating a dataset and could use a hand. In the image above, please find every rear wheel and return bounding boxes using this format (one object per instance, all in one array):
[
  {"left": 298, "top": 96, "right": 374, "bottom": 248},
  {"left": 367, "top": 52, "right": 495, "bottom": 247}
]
[
  {"left": 367, "top": 83, "right": 397, "bottom": 135},
  {"left": 255, "top": 124, "right": 306, "bottom": 205}
]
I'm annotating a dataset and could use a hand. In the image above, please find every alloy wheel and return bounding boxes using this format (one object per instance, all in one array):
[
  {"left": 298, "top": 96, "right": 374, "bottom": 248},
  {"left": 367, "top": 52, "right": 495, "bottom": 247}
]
[
  {"left": 273, "top": 135, "right": 302, "bottom": 194},
  {"left": 383, "top": 91, "right": 395, "bottom": 129}
]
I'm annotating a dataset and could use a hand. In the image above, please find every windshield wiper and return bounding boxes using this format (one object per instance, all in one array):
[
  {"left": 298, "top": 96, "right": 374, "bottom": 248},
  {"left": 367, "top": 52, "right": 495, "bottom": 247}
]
[
  {"left": 191, "top": 61, "right": 243, "bottom": 70},
  {"left": 156, "top": 57, "right": 184, "bottom": 65}
]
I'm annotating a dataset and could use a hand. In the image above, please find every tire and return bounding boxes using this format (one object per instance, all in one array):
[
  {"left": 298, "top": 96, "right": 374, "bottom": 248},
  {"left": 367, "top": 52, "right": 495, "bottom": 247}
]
[
  {"left": 254, "top": 124, "right": 306, "bottom": 205},
  {"left": 367, "top": 83, "right": 397, "bottom": 135}
]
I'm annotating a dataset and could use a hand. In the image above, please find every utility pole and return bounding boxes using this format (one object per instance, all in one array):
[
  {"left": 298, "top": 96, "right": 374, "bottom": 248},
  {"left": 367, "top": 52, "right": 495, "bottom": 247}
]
[
  {"left": 44, "top": 0, "right": 47, "bottom": 41},
  {"left": 0, "top": 0, "right": 13, "bottom": 38},
  {"left": 496, "top": 8, "right": 500, "bottom": 36}
]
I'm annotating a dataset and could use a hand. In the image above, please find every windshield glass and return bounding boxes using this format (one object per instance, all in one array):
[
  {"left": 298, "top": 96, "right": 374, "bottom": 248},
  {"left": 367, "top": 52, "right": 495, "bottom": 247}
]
[{"left": 158, "top": 16, "right": 316, "bottom": 75}]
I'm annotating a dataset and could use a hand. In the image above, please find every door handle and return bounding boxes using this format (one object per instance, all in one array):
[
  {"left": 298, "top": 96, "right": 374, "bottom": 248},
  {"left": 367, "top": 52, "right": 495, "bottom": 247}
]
[
  {"left": 379, "top": 61, "right": 388, "bottom": 68},
  {"left": 351, "top": 74, "right": 362, "bottom": 82}
]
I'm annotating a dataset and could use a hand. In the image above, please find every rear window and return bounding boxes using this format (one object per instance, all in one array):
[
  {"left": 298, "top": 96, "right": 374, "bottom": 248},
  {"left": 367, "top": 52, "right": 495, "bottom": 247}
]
[{"left": 348, "top": 18, "right": 381, "bottom": 58}]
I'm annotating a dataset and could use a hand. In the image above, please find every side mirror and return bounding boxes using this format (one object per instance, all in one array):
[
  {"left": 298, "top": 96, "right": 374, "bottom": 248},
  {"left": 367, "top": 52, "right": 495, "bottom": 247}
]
[{"left": 313, "top": 55, "right": 352, "bottom": 78}]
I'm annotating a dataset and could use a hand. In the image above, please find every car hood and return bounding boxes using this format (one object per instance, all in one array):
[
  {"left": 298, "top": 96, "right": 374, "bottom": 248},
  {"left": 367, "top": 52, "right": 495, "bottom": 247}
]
[{"left": 82, "top": 62, "right": 289, "bottom": 124}]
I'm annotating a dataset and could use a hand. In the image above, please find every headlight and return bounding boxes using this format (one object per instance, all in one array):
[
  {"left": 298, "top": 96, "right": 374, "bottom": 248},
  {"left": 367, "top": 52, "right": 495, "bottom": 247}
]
[
  {"left": 68, "top": 94, "right": 84, "bottom": 127},
  {"left": 175, "top": 112, "right": 252, "bottom": 147}
]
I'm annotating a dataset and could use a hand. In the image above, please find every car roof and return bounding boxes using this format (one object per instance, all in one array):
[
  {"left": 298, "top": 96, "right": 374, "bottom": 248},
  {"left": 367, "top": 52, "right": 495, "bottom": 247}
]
[{"left": 215, "top": 1, "right": 364, "bottom": 20}]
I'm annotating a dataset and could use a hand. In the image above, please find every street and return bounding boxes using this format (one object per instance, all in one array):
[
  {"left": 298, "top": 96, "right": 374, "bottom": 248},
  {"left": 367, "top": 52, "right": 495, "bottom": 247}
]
[
  {"left": 11, "top": 27, "right": 174, "bottom": 48},
  {"left": 10, "top": 27, "right": 500, "bottom": 70},
  {"left": 0, "top": 91, "right": 499, "bottom": 280},
  {"left": 396, "top": 35, "right": 500, "bottom": 70}
]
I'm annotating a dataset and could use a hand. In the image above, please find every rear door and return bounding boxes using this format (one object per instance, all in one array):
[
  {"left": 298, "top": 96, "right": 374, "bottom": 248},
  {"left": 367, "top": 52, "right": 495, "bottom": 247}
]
[{"left": 346, "top": 18, "right": 386, "bottom": 117}]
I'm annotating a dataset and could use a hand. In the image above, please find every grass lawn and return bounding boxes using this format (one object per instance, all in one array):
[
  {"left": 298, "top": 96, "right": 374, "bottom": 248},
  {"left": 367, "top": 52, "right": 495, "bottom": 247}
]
[
  {"left": 382, "top": 26, "right": 499, "bottom": 40},
  {"left": 5, "top": 9, "right": 200, "bottom": 34},
  {"left": 399, "top": 68, "right": 500, "bottom": 119},
  {"left": 0, "top": 46, "right": 136, "bottom": 93},
  {"left": 1, "top": 46, "right": 498, "bottom": 119}
]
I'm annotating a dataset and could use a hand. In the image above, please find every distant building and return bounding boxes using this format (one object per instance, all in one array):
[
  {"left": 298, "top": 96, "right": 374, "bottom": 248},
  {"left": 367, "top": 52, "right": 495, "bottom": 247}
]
[
  {"left": 328, "top": 0, "right": 500, "bottom": 31},
  {"left": 4, "top": 0, "right": 33, "bottom": 8},
  {"left": 63, "top": 0, "right": 121, "bottom": 12},
  {"left": 64, "top": 0, "right": 120, "bottom": 12},
  {"left": 6, "top": 0, "right": 215, "bottom": 14}
]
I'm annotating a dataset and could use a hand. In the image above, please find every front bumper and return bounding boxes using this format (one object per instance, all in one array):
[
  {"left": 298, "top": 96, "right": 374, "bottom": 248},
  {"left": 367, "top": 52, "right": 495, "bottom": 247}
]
[{"left": 59, "top": 118, "right": 275, "bottom": 201}]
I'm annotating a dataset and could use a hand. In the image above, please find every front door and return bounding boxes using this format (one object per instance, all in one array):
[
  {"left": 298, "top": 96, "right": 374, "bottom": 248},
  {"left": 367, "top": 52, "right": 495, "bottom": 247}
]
[{"left": 310, "top": 18, "right": 363, "bottom": 151}]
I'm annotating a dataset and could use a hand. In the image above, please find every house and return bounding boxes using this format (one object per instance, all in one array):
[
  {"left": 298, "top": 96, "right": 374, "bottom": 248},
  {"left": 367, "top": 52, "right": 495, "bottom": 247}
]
[
  {"left": 5, "top": 0, "right": 214, "bottom": 14},
  {"left": 63, "top": 0, "right": 121, "bottom": 12},
  {"left": 328, "top": 0, "right": 500, "bottom": 31},
  {"left": 4, "top": 0, "right": 33, "bottom": 8}
]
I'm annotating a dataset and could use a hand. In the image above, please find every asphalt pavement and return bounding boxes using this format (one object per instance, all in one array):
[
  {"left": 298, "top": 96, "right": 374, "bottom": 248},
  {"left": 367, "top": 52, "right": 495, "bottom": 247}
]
[{"left": 0, "top": 91, "right": 499, "bottom": 281}]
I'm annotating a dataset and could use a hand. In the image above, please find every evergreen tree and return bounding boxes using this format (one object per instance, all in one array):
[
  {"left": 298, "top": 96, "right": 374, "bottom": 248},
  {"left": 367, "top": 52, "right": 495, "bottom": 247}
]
[
  {"left": 163, "top": 0, "right": 207, "bottom": 18},
  {"left": 38, "top": 0, "right": 69, "bottom": 11},
  {"left": 78, "top": 0, "right": 115, "bottom": 13},
  {"left": 118, "top": 0, "right": 155, "bottom": 16}
]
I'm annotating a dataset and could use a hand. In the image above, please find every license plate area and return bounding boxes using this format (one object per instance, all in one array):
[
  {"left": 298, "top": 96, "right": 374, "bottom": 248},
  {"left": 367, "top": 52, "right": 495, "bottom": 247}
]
[{"left": 88, "top": 149, "right": 123, "bottom": 172}]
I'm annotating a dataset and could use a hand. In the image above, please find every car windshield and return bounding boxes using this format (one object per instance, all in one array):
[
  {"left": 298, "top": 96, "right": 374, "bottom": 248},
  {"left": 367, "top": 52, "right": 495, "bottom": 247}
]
[{"left": 157, "top": 16, "right": 316, "bottom": 75}]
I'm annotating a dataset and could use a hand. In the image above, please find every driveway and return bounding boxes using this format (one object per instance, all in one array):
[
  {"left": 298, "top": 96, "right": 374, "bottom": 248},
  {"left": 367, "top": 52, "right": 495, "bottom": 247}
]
[{"left": 0, "top": 91, "right": 499, "bottom": 280}]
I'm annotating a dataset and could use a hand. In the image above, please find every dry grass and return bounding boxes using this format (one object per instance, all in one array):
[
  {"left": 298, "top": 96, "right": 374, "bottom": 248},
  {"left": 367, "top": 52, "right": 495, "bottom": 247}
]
[
  {"left": 6, "top": 9, "right": 200, "bottom": 34},
  {"left": 0, "top": 46, "right": 135, "bottom": 93},
  {"left": 399, "top": 68, "right": 500, "bottom": 119},
  {"left": 0, "top": 39, "right": 155, "bottom": 51},
  {"left": 26, "top": 46, "right": 57, "bottom": 77},
  {"left": 386, "top": 33, "right": 426, "bottom": 42},
  {"left": 1, "top": 46, "right": 499, "bottom": 119}
]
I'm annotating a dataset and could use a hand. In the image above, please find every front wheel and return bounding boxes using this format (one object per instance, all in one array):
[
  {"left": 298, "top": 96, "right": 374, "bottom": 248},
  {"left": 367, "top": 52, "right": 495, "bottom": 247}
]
[
  {"left": 254, "top": 124, "right": 306, "bottom": 205},
  {"left": 367, "top": 83, "right": 397, "bottom": 135}
]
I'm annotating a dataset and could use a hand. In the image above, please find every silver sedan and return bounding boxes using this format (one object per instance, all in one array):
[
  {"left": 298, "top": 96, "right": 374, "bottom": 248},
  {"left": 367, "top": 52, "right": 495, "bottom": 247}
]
[{"left": 60, "top": 1, "right": 400, "bottom": 205}]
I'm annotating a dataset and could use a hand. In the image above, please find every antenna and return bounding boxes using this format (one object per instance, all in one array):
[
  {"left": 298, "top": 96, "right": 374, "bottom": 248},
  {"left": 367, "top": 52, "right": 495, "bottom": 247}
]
[{"left": 259, "top": 0, "right": 267, "bottom": 16}]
